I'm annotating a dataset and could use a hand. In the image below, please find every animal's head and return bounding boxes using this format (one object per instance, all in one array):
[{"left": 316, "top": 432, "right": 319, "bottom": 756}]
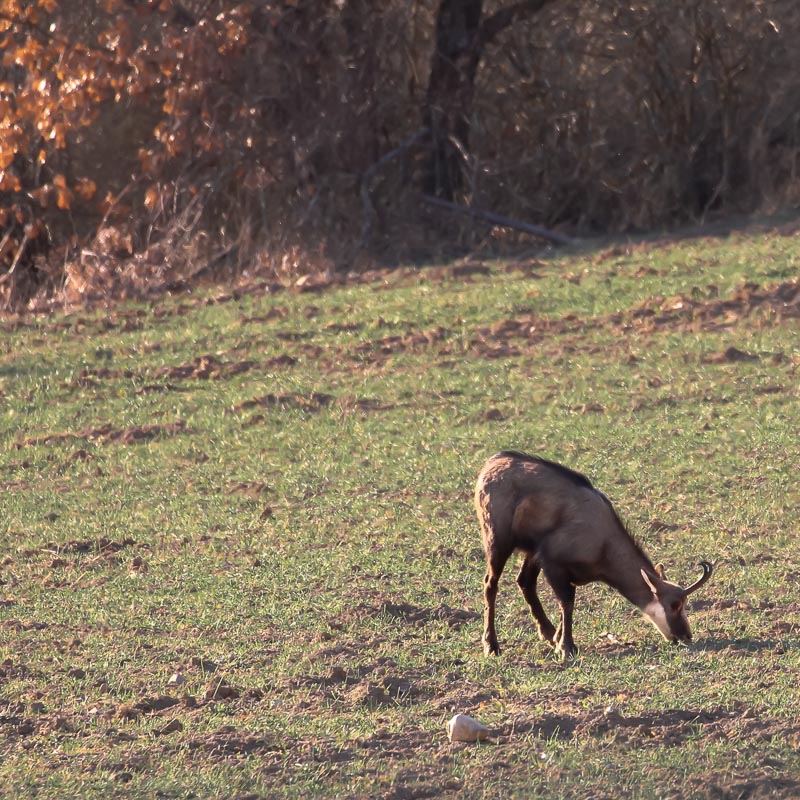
[{"left": 640, "top": 561, "right": 713, "bottom": 644}]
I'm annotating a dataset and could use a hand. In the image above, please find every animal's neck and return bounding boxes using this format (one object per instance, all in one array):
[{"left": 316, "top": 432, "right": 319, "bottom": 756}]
[{"left": 602, "top": 537, "right": 654, "bottom": 610}]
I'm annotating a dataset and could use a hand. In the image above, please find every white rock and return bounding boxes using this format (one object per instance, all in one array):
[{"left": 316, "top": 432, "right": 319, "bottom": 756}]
[
  {"left": 447, "top": 713, "right": 489, "bottom": 743},
  {"left": 168, "top": 672, "right": 186, "bottom": 686}
]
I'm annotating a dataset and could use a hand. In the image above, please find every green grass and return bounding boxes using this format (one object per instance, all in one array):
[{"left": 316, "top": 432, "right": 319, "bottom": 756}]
[{"left": 1, "top": 225, "right": 799, "bottom": 798}]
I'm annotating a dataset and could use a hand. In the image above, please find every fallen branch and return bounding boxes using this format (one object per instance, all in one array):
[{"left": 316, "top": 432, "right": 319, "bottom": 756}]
[{"left": 421, "top": 195, "right": 573, "bottom": 246}]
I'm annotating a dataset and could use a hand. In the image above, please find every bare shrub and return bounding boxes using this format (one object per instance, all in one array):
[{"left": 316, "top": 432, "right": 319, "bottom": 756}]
[{"left": 472, "top": 0, "right": 800, "bottom": 231}]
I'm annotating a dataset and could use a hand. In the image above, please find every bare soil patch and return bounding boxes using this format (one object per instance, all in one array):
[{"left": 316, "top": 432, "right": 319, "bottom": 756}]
[
  {"left": 689, "top": 773, "right": 800, "bottom": 800},
  {"left": 15, "top": 420, "right": 188, "bottom": 449},
  {"left": 185, "top": 728, "right": 284, "bottom": 759},
  {"left": 232, "top": 392, "right": 395, "bottom": 419},
  {"left": 155, "top": 354, "right": 256, "bottom": 381},
  {"left": 469, "top": 277, "right": 800, "bottom": 350},
  {"left": 279, "top": 275, "right": 800, "bottom": 376},
  {"left": 370, "top": 601, "right": 480, "bottom": 629},
  {"left": 72, "top": 366, "right": 138, "bottom": 387},
  {"left": 355, "top": 327, "right": 450, "bottom": 360},
  {"left": 502, "top": 701, "right": 800, "bottom": 750},
  {"left": 617, "top": 277, "right": 800, "bottom": 332}
]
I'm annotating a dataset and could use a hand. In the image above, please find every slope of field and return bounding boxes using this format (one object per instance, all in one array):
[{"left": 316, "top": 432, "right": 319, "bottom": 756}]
[{"left": 1, "top": 226, "right": 799, "bottom": 799}]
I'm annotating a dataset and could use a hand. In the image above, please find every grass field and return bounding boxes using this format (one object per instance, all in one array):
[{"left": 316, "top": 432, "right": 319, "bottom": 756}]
[{"left": 1, "top": 222, "right": 799, "bottom": 799}]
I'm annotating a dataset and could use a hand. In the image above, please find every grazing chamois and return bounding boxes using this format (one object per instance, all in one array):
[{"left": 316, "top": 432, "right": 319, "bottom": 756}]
[{"left": 475, "top": 451, "right": 713, "bottom": 659}]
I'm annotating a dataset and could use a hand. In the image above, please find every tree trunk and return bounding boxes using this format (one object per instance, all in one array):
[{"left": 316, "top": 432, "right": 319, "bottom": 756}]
[
  {"left": 422, "top": 0, "right": 559, "bottom": 200},
  {"left": 423, "top": 0, "right": 484, "bottom": 200}
]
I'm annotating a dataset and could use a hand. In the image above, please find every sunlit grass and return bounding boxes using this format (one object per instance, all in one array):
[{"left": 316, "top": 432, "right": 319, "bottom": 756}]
[{"left": 0, "top": 226, "right": 798, "bottom": 798}]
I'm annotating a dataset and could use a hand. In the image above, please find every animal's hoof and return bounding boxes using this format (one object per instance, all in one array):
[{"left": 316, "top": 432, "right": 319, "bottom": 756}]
[
  {"left": 555, "top": 643, "right": 578, "bottom": 662},
  {"left": 483, "top": 640, "right": 500, "bottom": 657}
]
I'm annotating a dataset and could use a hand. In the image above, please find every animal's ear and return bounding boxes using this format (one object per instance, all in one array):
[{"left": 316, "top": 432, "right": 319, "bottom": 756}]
[
  {"left": 655, "top": 564, "right": 666, "bottom": 579},
  {"left": 641, "top": 569, "right": 659, "bottom": 597}
]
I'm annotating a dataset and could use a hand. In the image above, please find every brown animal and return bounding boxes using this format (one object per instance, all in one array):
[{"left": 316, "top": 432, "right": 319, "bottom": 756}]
[{"left": 475, "top": 451, "right": 713, "bottom": 659}]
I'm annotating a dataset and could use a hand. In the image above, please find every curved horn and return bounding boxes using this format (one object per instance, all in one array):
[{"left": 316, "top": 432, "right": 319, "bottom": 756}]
[{"left": 684, "top": 561, "right": 713, "bottom": 595}]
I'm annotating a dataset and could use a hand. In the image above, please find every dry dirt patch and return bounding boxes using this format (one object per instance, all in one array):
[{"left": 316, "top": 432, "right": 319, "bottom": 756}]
[
  {"left": 354, "top": 327, "right": 450, "bottom": 360},
  {"left": 233, "top": 392, "right": 334, "bottom": 414},
  {"left": 371, "top": 601, "right": 480, "bottom": 630},
  {"left": 155, "top": 354, "right": 256, "bottom": 381},
  {"left": 687, "top": 773, "right": 800, "bottom": 800},
  {"left": 295, "top": 276, "right": 799, "bottom": 374},
  {"left": 502, "top": 702, "right": 800, "bottom": 750},
  {"left": 232, "top": 392, "right": 395, "bottom": 419},
  {"left": 185, "top": 728, "right": 284, "bottom": 759},
  {"left": 47, "top": 537, "right": 137, "bottom": 556},
  {"left": 72, "top": 366, "right": 137, "bottom": 387},
  {"left": 15, "top": 420, "right": 188, "bottom": 449},
  {"left": 468, "top": 277, "right": 799, "bottom": 353},
  {"left": 618, "top": 277, "right": 800, "bottom": 332}
]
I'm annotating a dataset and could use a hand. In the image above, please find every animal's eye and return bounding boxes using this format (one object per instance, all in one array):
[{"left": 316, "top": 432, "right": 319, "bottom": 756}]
[{"left": 671, "top": 601, "right": 682, "bottom": 613}]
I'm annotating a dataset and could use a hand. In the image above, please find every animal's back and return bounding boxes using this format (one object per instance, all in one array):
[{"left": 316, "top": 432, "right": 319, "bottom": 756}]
[
  {"left": 475, "top": 452, "right": 617, "bottom": 561},
  {"left": 492, "top": 451, "right": 595, "bottom": 490}
]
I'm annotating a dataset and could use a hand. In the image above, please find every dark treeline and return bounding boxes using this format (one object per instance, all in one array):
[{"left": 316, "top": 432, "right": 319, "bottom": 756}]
[{"left": 1, "top": 0, "right": 798, "bottom": 309}]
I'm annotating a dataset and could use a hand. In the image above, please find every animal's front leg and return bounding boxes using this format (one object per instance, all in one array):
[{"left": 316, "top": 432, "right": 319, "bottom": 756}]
[
  {"left": 546, "top": 570, "right": 577, "bottom": 660},
  {"left": 555, "top": 597, "right": 577, "bottom": 659}
]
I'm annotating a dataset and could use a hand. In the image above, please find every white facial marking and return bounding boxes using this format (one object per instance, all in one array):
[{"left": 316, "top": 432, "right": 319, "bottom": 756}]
[{"left": 644, "top": 599, "right": 672, "bottom": 641}]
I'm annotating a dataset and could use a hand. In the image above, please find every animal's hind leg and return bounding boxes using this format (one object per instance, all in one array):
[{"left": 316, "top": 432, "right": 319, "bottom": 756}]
[
  {"left": 516, "top": 554, "right": 557, "bottom": 645},
  {"left": 483, "top": 552, "right": 509, "bottom": 657}
]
